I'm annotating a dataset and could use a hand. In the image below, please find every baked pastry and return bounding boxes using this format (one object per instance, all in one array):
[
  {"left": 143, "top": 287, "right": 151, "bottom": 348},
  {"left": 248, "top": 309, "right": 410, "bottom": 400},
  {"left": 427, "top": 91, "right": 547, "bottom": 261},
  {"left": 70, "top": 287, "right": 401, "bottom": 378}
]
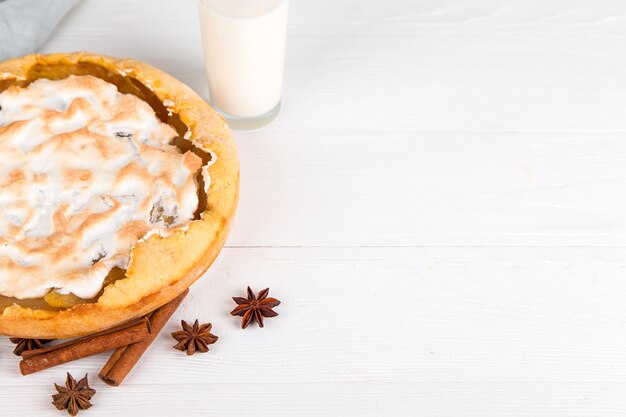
[{"left": 0, "top": 53, "right": 239, "bottom": 338}]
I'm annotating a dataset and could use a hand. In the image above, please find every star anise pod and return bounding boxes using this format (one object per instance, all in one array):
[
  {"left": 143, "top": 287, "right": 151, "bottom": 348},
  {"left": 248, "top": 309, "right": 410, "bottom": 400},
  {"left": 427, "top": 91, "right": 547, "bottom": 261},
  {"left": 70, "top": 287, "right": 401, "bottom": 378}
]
[
  {"left": 230, "top": 287, "right": 281, "bottom": 329},
  {"left": 9, "top": 337, "right": 50, "bottom": 356},
  {"left": 52, "top": 373, "right": 96, "bottom": 416},
  {"left": 171, "top": 319, "right": 218, "bottom": 355}
]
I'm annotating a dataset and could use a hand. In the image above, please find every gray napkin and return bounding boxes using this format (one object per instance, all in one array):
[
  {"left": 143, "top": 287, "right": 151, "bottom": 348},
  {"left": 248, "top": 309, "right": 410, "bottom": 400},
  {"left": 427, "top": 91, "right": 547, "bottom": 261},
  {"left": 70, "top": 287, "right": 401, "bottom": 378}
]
[{"left": 0, "top": 0, "right": 80, "bottom": 61}]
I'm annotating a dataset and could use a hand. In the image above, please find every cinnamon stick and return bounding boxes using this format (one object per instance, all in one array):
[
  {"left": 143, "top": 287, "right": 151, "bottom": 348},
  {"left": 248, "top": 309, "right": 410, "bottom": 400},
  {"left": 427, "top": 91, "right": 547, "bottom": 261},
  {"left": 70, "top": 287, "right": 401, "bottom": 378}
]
[
  {"left": 20, "top": 317, "right": 151, "bottom": 375},
  {"left": 99, "top": 289, "right": 188, "bottom": 386}
]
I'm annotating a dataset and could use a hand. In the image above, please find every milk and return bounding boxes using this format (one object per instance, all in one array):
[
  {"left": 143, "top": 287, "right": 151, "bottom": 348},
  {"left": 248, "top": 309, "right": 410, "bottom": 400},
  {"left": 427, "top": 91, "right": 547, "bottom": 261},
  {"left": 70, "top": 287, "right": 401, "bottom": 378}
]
[{"left": 197, "top": 0, "right": 288, "bottom": 124}]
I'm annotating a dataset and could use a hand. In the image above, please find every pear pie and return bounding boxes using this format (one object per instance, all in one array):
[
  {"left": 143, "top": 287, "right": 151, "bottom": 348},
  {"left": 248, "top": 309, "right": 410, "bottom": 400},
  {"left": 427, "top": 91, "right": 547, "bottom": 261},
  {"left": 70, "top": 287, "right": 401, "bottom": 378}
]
[{"left": 0, "top": 53, "right": 239, "bottom": 338}]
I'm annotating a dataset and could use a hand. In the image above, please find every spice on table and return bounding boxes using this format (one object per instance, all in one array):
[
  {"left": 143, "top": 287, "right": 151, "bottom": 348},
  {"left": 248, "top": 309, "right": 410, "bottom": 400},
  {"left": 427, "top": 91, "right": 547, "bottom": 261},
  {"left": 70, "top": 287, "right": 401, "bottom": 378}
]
[
  {"left": 20, "top": 317, "right": 151, "bottom": 375},
  {"left": 99, "top": 289, "right": 188, "bottom": 386},
  {"left": 9, "top": 337, "right": 50, "bottom": 356},
  {"left": 171, "top": 319, "right": 218, "bottom": 355},
  {"left": 52, "top": 373, "right": 96, "bottom": 416},
  {"left": 230, "top": 287, "right": 281, "bottom": 329}
]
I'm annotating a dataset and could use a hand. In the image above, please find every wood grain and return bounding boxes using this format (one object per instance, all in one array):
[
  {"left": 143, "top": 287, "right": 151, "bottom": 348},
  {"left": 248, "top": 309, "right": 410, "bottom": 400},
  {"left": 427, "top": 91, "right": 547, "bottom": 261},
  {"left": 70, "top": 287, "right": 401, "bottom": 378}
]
[
  {"left": 228, "top": 131, "right": 626, "bottom": 247},
  {"left": 3, "top": 382, "right": 626, "bottom": 417},
  {"left": 42, "top": 0, "right": 626, "bottom": 133}
]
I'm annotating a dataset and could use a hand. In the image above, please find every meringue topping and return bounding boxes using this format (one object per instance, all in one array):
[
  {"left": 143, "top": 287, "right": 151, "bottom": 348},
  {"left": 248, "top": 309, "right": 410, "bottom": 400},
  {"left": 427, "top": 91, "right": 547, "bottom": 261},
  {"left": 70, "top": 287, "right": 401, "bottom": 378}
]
[{"left": 0, "top": 75, "right": 204, "bottom": 299}]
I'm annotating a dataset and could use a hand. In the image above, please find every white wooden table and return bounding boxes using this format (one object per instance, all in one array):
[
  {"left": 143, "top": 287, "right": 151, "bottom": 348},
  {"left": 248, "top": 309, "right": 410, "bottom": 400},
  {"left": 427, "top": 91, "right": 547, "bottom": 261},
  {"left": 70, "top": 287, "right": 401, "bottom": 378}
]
[{"left": 3, "top": 0, "right": 626, "bottom": 415}]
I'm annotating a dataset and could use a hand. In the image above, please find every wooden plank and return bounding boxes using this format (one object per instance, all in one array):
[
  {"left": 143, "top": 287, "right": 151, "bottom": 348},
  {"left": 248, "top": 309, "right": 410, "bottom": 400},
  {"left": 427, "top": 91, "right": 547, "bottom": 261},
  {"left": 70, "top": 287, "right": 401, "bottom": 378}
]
[
  {"left": 225, "top": 131, "right": 626, "bottom": 246},
  {"left": 3, "top": 247, "right": 626, "bottom": 389},
  {"left": 41, "top": 1, "right": 626, "bottom": 133},
  {"left": 45, "top": 0, "right": 626, "bottom": 37},
  {"left": 1, "top": 382, "right": 625, "bottom": 417}
]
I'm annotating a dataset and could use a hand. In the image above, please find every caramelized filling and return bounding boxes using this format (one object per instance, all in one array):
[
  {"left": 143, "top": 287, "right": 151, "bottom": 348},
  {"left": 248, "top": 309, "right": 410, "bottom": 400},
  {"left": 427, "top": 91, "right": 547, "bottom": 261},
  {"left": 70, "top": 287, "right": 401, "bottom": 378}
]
[{"left": 0, "top": 267, "right": 126, "bottom": 311}]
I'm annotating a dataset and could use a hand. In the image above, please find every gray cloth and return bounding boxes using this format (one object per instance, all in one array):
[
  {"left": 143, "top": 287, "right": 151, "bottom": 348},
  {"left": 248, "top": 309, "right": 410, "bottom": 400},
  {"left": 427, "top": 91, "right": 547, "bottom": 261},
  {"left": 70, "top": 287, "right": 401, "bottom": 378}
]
[{"left": 0, "top": 0, "right": 79, "bottom": 61}]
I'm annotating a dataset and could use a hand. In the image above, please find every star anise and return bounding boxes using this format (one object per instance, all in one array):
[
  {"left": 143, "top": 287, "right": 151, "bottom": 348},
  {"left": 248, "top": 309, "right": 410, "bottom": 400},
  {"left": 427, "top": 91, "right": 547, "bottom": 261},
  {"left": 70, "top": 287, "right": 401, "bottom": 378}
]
[
  {"left": 171, "top": 319, "right": 218, "bottom": 355},
  {"left": 9, "top": 337, "right": 50, "bottom": 356},
  {"left": 52, "top": 373, "right": 96, "bottom": 416},
  {"left": 230, "top": 287, "right": 281, "bottom": 329}
]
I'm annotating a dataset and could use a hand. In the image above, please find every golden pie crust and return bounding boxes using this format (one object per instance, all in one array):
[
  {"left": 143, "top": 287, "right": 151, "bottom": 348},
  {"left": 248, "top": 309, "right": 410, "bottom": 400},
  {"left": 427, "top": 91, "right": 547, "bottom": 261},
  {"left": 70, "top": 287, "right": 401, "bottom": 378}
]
[{"left": 0, "top": 52, "right": 239, "bottom": 338}]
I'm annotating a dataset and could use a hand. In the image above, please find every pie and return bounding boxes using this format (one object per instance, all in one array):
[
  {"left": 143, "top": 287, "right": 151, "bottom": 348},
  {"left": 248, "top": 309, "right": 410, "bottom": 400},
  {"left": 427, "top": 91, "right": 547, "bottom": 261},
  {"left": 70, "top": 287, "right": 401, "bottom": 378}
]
[{"left": 0, "top": 53, "right": 239, "bottom": 338}]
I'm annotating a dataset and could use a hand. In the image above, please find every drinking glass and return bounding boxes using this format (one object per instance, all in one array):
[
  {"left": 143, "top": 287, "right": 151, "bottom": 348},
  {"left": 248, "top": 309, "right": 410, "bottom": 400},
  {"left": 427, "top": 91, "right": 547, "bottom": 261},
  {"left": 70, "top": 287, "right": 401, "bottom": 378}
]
[{"left": 197, "top": 0, "right": 289, "bottom": 130}]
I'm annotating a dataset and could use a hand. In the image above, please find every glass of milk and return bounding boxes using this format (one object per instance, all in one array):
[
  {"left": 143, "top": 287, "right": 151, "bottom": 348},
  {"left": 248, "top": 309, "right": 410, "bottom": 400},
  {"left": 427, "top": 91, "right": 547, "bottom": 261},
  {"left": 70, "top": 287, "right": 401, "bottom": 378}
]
[{"left": 197, "top": 0, "right": 289, "bottom": 130}]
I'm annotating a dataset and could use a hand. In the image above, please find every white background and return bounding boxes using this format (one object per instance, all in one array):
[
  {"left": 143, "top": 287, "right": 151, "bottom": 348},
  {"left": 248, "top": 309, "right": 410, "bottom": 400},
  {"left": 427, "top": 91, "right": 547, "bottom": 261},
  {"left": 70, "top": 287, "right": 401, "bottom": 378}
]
[{"left": 2, "top": 0, "right": 626, "bottom": 415}]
